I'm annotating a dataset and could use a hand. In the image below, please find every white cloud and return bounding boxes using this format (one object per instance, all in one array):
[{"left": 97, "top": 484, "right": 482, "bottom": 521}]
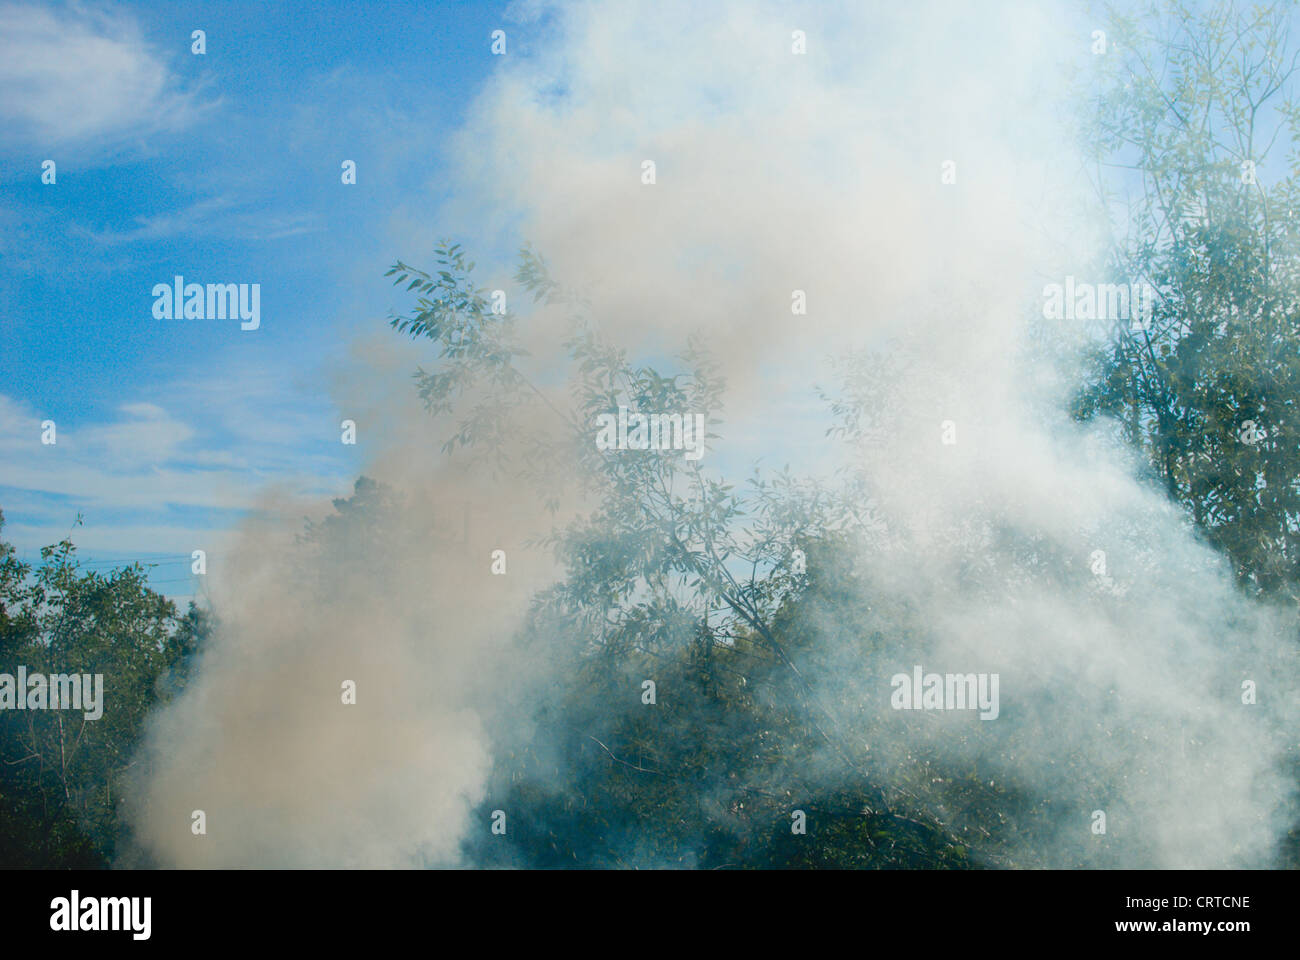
[
  {"left": 0, "top": 2, "right": 210, "bottom": 147},
  {"left": 0, "top": 390, "right": 355, "bottom": 555},
  {"left": 90, "top": 401, "right": 195, "bottom": 464},
  {"left": 70, "top": 195, "right": 324, "bottom": 245}
]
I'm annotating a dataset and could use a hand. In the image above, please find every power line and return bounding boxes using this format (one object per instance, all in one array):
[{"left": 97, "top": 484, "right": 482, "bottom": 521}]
[{"left": 14, "top": 552, "right": 228, "bottom": 570}]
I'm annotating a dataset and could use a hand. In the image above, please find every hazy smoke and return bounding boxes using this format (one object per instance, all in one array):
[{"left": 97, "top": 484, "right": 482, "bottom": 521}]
[{"left": 126, "top": 0, "right": 1298, "bottom": 868}]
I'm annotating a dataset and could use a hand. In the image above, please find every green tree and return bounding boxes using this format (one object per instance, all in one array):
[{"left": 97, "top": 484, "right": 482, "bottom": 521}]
[
  {"left": 0, "top": 511, "right": 208, "bottom": 867},
  {"left": 1079, "top": 0, "right": 1300, "bottom": 600}
]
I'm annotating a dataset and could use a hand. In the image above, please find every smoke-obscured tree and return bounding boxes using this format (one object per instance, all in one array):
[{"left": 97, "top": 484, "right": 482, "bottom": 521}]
[
  {"left": 390, "top": 208, "right": 1300, "bottom": 867},
  {"left": 1079, "top": 0, "right": 1300, "bottom": 601},
  {"left": 387, "top": 246, "right": 1016, "bottom": 867}
]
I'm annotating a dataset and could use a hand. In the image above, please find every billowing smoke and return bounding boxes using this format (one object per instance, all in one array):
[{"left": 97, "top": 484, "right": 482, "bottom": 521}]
[
  {"left": 126, "top": 0, "right": 1297, "bottom": 868},
  {"left": 121, "top": 469, "right": 559, "bottom": 867}
]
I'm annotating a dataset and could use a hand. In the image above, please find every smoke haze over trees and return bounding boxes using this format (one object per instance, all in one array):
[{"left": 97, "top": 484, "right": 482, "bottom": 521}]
[{"left": 3, "top": 0, "right": 1299, "bottom": 870}]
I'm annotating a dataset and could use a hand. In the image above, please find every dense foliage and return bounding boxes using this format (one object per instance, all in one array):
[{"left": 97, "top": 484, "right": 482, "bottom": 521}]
[{"left": 0, "top": 512, "right": 207, "bottom": 867}]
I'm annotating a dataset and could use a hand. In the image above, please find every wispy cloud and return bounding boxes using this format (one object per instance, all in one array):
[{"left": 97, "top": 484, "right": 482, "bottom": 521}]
[
  {"left": 0, "top": 382, "right": 356, "bottom": 559},
  {"left": 70, "top": 195, "right": 324, "bottom": 245},
  {"left": 0, "top": 1, "right": 214, "bottom": 148}
]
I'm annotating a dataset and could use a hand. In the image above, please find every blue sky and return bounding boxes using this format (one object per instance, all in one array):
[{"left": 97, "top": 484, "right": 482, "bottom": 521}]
[{"left": 0, "top": 1, "right": 520, "bottom": 596}]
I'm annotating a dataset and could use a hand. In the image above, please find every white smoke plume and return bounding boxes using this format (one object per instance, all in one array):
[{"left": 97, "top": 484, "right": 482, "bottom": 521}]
[{"left": 126, "top": 0, "right": 1298, "bottom": 868}]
